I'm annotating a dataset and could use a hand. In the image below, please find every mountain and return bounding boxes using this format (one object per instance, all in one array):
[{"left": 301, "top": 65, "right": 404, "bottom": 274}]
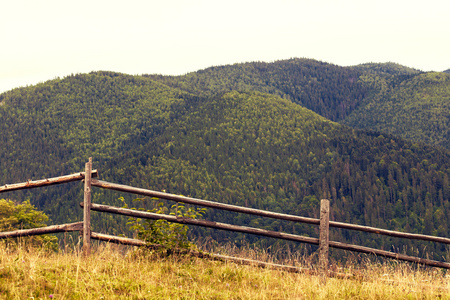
[
  {"left": 147, "top": 58, "right": 368, "bottom": 122},
  {"left": 444, "top": 69, "right": 450, "bottom": 74},
  {"left": 0, "top": 69, "right": 449, "bottom": 260},
  {"left": 147, "top": 60, "right": 450, "bottom": 150}
]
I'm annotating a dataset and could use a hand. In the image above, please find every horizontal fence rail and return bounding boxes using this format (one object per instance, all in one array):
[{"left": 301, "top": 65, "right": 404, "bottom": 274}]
[
  {"left": 91, "top": 179, "right": 450, "bottom": 245},
  {"left": 328, "top": 240, "right": 450, "bottom": 269},
  {"left": 91, "top": 179, "right": 320, "bottom": 224},
  {"left": 91, "top": 232, "right": 147, "bottom": 247},
  {"left": 0, "top": 170, "right": 98, "bottom": 193},
  {"left": 0, "top": 222, "right": 83, "bottom": 239},
  {"left": 329, "top": 221, "right": 450, "bottom": 244}
]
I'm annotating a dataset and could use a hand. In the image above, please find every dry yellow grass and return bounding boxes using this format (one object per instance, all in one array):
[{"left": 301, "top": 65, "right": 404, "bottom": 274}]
[{"left": 0, "top": 241, "right": 448, "bottom": 299}]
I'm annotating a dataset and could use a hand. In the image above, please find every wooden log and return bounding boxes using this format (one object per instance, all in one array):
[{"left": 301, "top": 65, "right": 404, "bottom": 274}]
[
  {"left": 83, "top": 158, "right": 92, "bottom": 256},
  {"left": 318, "top": 199, "right": 330, "bottom": 275},
  {"left": 81, "top": 202, "right": 320, "bottom": 245},
  {"left": 90, "top": 179, "right": 320, "bottom": 225},
  {"left": 202, "top": 252, "right": 349, "bottom": 277},
  {"left": 0, "top": 170, "right": 98, "bottom": 193},
  {"left": 206, "top": 252, "right": 318, "bottom": 275},
  {"left": 91, "top": 232, "right": 148, "bottom": 247},
  {"left": 0, "top": 222, "right": 83, "bottom": 239},
  {"left": 90, "top": 232, "right": 326, "bottom": 276},
  {"left": 90, "top": 233, "right": 307, "bottom": 271},
  {"left": 329, "top": 221, "right": 450, "bottom": 244},
  {"left": 328, "top": 241, "right": 450, "bottom": 269}
]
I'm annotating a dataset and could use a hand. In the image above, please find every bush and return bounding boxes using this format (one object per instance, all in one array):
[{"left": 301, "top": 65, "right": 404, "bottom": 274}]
[
  {"left": 0, "top": 199, "right": 58, "bottom": 250},
  {"left": 121, "top": 197, "right": 206, "bottom": 250}
]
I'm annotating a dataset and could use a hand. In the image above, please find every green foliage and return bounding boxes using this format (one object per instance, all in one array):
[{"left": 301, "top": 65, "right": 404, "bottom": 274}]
[
  {"left": 0, "top": 199, "right": 58, "bottom": 250},
  {"left": 121, "top": 197, "right": 206, "bottom": 250},
  {"left": 0, "top": 199, "right": 48, "bottom": 231}
]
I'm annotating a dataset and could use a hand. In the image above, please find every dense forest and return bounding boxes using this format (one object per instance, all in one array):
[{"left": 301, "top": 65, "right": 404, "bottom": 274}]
[
  {"left": 0, "top": 59, "right": 449, "bottom": 260},
  {"left": 148, "top": 59, "right": 450, "bottom": 149},
  {"left": 343, "top": 71, "right": 450, "bottom": 148},
  {"left": 147, "top": 58, "right": 369, "bottom": 122}
]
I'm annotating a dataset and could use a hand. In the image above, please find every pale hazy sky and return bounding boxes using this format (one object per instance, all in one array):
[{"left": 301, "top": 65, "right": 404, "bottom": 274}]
[{"left": 1, "top": 0, "right": 449, "bottom": 94}]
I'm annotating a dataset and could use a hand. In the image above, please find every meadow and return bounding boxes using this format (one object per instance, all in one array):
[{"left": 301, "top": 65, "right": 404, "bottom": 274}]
[{"left": 0, "top": 241, "right": 448, "bottom": 299}]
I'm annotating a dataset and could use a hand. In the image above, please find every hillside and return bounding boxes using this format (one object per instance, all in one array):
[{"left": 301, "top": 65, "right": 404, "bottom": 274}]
[
  {"left": 0, "top": 72, "right": 196, "bottom": 229},
  {"left": 342, "top": 72, "right": 450, "bottom": 148},
  {"left": 147, "top": 59, "right": 450, "bottom": 150},
  {"left": 147, "top": 58, "right": 368, "bottom": 122},
  {"left": 1, "top": 70, "right": 450, "bottom": 261}
]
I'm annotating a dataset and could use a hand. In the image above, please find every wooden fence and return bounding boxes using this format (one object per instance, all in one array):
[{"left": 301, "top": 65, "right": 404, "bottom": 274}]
[{"left": 1, "top": 158, "right": 450, "bottom": 273}]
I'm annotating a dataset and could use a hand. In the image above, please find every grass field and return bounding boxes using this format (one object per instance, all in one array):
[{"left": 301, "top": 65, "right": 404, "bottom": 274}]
[{"left": 0, "top": 241, "right": 448, "bottom": 299}]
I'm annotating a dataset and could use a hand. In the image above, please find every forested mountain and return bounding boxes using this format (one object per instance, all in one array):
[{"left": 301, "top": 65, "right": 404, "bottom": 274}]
[
  {"left": 147, "top": 58, "right": 368, "bottom": 122},
  {"left": 147, "top": 59, "right": 450, "bottom": 149},
  {"left": 0, "top": 60, "right": 449, "bottom": 260}
]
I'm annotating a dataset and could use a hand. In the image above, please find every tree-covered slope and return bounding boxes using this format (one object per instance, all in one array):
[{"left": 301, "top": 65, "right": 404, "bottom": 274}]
[
  {"left": 342, "top": 72, "right": 450, "bottom": 148},
  {"left": 0, "top": 72, "right": 197, "bottom": 220},
  {"left": 147, "top": 58, "right": 368, "bottom": 122},
  {"left": 1, "top": 71, "right": 449, "bottom": 260},
  {"left": 0, "top": 71, "right": 188, "bottom": 183},
  {"left": 117, "top": 90, "right": 450, "bottom": 255},
  {"left": 148, "top": 59, "right": 450, "bottom": 150}
]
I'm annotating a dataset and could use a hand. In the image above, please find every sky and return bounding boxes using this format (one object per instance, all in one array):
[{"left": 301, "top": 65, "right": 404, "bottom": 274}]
[{"left": 1, "top": 0, "right": 449, "bottom": 94}]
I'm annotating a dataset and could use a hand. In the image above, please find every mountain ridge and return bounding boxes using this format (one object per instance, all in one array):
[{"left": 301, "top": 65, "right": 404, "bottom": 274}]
[
  {"left": 349, "top": 62, "right": 422, "bottom": 76},
  {"left": 144, "top": 59, "right": 450, "bottom": 149}
]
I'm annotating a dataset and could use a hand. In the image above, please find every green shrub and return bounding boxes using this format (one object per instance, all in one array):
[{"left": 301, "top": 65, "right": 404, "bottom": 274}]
[
  {"left": 121, "top": 197, "right": 206, "bottom": 250},
  {"left": 0, "top": 199, "right": 58, "bottom": 250}
]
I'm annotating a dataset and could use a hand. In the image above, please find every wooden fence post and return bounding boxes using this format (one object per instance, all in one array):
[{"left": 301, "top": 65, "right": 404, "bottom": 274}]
[
  {"left": 319, "top": 199, "right": 330, "bottom": 277},
  {"left": 83, "top": 157, "right": 92, "bottom": 256}
]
